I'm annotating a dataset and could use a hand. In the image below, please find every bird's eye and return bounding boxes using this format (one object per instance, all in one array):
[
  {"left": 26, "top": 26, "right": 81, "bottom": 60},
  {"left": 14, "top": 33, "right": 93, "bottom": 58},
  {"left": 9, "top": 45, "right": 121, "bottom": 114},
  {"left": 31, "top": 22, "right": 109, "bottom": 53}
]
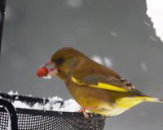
[{"left": 55, "top": 58, "right": 64, "bottom": 65}]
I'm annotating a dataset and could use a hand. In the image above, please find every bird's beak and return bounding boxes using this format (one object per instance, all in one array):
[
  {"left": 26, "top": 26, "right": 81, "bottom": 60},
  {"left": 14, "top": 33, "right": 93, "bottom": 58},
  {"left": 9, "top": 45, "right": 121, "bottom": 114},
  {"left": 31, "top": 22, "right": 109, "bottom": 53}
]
[{"left": 43, "top": 61, "right": 58, "bottom": 77}]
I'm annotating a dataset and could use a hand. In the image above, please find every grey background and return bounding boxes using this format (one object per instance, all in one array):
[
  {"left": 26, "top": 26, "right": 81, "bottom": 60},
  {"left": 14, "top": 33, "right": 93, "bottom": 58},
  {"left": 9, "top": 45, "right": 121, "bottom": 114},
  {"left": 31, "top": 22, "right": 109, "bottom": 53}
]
[{"left": 0, "top": 0, "right": 163, "bottom": 130}]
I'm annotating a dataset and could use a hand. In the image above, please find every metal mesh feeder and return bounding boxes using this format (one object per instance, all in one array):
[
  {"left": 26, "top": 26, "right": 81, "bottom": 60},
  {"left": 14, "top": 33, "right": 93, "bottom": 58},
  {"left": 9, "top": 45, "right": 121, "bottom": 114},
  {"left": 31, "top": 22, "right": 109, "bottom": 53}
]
[{"left": 0, "top": 92, "right": 105, "bottom": 130}]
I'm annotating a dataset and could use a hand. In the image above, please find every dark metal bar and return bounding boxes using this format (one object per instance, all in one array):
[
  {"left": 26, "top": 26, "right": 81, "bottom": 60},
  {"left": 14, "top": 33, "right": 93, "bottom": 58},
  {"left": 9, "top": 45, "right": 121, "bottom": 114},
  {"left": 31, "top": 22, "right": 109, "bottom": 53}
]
[
  {"left": 0, "top": 99, "right": 18, "bottom": 130},
  {"left": 0, "top": 0, "right": 6, "bottom": 54},
  {"left": 0, "top": 92, "right": 61, "bottom": 105}
]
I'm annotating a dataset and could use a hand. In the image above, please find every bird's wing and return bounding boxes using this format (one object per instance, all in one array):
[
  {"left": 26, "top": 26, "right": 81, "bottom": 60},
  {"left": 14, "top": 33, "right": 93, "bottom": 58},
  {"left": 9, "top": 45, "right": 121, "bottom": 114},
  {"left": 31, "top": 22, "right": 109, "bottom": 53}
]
[{"left": 71, "top": 74, "right": 144, "bottom": 95}]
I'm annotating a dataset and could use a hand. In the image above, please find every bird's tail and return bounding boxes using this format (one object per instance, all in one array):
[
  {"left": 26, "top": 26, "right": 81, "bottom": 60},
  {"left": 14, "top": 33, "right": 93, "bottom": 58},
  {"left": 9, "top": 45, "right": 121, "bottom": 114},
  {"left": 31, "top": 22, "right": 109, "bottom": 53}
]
[
  {"left": 116, "top": 96, "right": 163, "bottom": 109},
  {"left": 142, "top": 96, "right": 163, "bottom": 103}
]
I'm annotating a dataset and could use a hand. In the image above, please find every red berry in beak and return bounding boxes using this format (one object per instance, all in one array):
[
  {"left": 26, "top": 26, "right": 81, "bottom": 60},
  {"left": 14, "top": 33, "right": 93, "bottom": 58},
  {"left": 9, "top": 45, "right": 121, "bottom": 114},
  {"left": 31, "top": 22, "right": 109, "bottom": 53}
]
[{"left": 36, "top": 67, "right": 48, "bottom": 77}]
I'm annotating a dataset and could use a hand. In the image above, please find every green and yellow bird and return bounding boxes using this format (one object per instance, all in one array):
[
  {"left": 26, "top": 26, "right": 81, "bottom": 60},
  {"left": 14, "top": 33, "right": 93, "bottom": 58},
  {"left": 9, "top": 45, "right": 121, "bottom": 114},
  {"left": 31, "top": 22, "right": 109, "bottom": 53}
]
[{"left": 42, "top": 47, "right": 162, "bottom": 118}]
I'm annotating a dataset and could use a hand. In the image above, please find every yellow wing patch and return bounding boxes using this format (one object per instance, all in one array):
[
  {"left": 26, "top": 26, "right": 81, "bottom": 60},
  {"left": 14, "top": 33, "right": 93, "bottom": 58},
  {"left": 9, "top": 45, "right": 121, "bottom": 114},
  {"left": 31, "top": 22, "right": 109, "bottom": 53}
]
[
  {"left": 71, "top": 76, "right": 128, "bottom": 92},
  {"left": 97, "top": 82, "right": 128, "bottom": 92}
]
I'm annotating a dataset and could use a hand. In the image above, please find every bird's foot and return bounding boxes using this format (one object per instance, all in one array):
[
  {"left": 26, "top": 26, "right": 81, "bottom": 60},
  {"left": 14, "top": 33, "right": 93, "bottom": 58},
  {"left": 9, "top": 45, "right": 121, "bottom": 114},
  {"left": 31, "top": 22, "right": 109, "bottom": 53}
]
[{"left": 77, "top": 106, "right": 97, "bottom": 119}]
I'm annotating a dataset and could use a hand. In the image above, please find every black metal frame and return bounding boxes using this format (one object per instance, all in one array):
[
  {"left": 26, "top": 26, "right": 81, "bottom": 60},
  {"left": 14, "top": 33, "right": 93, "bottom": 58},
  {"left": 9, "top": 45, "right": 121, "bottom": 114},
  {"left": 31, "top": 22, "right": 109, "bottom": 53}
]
[
  {"left": 0, "top": 0, "right": 6, "bottom": 53},
  {"left": 0, "top": 99, "right": 18, "bottom": 130}
]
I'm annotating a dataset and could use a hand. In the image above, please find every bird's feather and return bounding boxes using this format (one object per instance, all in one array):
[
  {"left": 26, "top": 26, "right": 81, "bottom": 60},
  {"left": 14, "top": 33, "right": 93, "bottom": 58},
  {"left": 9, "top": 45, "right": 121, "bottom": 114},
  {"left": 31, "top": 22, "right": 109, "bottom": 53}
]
[
  {"left": 71, "top": 76, "right": 128, "bottom": 92},
  {"left": 71, "top": 73, "right": 144, "bottom": 96}
]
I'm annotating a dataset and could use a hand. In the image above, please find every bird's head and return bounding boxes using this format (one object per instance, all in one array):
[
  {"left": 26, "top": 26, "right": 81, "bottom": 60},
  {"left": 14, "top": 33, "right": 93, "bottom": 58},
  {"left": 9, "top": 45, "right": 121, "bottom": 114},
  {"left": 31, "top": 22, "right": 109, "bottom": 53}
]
[{"left": 43, "top": 47, "right": 85, "bottom": 80}]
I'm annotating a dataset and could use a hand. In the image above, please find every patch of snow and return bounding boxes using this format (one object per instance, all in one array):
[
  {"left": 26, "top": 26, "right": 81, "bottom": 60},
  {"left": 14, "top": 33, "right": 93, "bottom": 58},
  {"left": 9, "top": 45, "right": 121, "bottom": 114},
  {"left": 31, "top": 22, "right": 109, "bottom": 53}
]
[
  {"left": 110, "top": 31, "right": 117, "bottom": 37},
  {"left": 66, "top": 0, "right": 83, "bottom": 8},
  {"left": 146, "top": 0, "right": 163, "bottom": 42},
  {"left": 15, "top": 96, "right": 19, "bottom": 100},
  {"left": 12, "top": 101, "right": 32, "bottom": 109},
  {"left": 8, "top": 91, "right": 18, "bottom": 95},
  {"left": 103, "top": 57, "right": 112, "bottom": 68},
  {"left": 140, "top": 62, "right": 148, "bottom": 72},
  {"left": 92, "top": 55, "right": 113, "bottom": 68},
  {"left": 10, "top": 94, "right": 81, "bottom": 112},
  {"left": 92, "top": 55, "right": 103, "bottom": 64},
  {"left": 59, "top": 99, "right": 81, "bottom": 112},
  {"left": 28, "top": 94, "right": 32, "bottom": 97}
]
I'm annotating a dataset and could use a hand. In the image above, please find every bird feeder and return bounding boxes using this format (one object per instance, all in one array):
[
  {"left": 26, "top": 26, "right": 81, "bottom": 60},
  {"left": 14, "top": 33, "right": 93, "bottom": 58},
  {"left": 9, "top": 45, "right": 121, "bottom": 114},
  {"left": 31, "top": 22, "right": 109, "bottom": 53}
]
[{"left": 0, "top": 92, "right": 105, "bottom": 130}]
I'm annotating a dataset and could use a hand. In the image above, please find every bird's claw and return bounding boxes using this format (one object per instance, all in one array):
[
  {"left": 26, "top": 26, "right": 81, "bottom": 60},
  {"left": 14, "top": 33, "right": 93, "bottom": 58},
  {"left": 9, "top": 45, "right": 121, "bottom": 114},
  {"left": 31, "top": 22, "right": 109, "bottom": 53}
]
[{"left": 77, "top": 106, "right": 97, "bottom": 119}]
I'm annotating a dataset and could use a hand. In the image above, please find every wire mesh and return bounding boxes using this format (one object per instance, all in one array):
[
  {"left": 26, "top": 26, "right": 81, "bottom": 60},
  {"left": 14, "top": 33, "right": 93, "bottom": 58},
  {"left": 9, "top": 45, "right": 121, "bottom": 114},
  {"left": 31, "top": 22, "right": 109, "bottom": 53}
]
[{"left": 0, "top": 93, "right": 105, "bottom": 130}]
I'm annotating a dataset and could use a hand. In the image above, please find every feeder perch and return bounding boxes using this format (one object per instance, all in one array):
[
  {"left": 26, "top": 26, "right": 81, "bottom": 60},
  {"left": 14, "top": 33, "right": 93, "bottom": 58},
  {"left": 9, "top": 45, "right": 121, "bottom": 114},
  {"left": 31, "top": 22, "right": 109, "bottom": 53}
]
[{"left": 0, "top": 92, "right": 105, "bottom": 130}]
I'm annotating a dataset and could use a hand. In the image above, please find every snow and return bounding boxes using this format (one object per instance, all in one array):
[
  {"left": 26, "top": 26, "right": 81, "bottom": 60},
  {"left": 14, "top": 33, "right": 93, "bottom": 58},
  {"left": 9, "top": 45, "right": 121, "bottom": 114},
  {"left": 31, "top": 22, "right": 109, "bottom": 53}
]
[
  {"left": 60, "top": 99, "right": 80, "bottom": 112},
  {"left": 66, "top": 0, "right": 83, "bottom": 8},
  {"left": 12, "top": 101, "right": 32, "bottom": 109},
  {"left": 103, "top": 57, "right": 113, "bottom": 68},
  {"left": 8, "top": 91, "right": 18, "bottom": 95},
  {"left": 146, "top": 0, "right": 163, "bottom": 42},
  {"left": 92, "top": 55, "right": 103, "bottom": 64},
  {"left": 110, "top": 31, "right": 117, "bottom": 37},
  {"left": 8, "top": 91, "right": 81, "bottom": 112},
  {"left": 140, "top": 62, "right": 148, "bottom": 72},
  {"left": 92, "top": 55, "right": 113, "bottom": 68}
]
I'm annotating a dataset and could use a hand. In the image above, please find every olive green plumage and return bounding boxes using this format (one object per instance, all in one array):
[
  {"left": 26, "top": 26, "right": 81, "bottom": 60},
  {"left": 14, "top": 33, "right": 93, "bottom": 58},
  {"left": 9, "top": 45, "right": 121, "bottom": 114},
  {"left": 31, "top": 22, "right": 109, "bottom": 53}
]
[{"left": 48, "top": 47, "right": 162, "bottom": 116}]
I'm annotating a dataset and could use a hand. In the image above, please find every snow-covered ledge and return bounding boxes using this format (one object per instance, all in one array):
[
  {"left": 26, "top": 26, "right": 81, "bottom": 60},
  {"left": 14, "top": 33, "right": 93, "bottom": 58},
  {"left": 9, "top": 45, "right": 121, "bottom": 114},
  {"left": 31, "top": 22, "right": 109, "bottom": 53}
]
[{"left": 8, "top": 91, "right": 81, "bottom": 112}]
